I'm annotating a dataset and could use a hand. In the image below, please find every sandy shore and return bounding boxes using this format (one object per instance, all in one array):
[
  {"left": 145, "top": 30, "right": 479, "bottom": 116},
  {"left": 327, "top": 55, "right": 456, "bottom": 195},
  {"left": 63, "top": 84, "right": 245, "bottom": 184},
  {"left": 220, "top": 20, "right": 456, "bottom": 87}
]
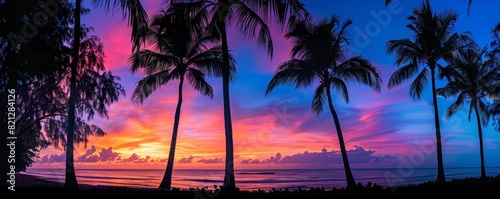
[
  {"left": 5, "top": 172, "right": 500, "bottom": 198},
  {"left": 14, "top": 173, "right": 64, "bottom": 188}
]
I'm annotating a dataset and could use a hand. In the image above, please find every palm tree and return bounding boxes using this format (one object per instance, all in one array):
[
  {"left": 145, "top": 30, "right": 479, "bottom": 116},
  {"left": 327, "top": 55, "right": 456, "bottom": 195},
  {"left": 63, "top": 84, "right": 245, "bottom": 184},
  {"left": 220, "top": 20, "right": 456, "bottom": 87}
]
[
  {"left": 171, "top": 0, "right": 311, "bottom": 190},
  {"left": 266, "top": 15, "right": 382, "bottom": 188},
  {"left": 438, "top": 46, "right": 500, "bottom": 179},
  {"left": 129, "top": 4, "right": 232, "bottom": 190},
  {"left": 65, "top": 0, "right": 82, "bottom": 189},
  {"left": 386, "top": 0, "right": 470, "bottom": 183}
]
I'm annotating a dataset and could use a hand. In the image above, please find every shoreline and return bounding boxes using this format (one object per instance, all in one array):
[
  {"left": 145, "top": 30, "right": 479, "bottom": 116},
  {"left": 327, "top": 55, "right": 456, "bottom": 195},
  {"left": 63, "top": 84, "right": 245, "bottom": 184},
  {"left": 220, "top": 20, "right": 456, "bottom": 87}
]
[
  {"left": 8, "top": 173, "right": 500, "bottom": 194},
  {"left": 14, "top": 173, "right": 64, "bottom": 188}
]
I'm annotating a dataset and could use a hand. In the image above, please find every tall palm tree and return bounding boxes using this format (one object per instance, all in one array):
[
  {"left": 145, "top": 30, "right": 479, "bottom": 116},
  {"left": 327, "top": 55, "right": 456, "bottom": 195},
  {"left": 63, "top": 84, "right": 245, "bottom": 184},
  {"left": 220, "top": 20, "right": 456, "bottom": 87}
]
[
  {"left": 266, "top": 15, "right": 382, "bottom": 188},
  {"left": 438, "top": 46, "right": 499, "bottom": 179},
  {"left": 171, "top": 0, "right": 311, "bottom": 190},
  {"left": 386, "top": 0, "right": 470, "bottom": 183},
  {"left": 65, "top": 0, "right": 82, "bottom": 189},
  {"left": 129, "top": 4, "right": 232, "bottom": 190}
]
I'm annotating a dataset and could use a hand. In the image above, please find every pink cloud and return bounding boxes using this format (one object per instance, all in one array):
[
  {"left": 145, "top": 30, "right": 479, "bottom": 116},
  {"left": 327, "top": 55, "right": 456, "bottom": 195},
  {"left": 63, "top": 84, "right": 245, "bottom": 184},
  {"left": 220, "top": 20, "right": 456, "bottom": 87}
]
[
  {"left": 240, "top": 147, "right": 395, "bottom": 165},
  {"left": 197, "top": 158, "right": 224, "bottom": 164},
  {"left": 178, "top": 156, "right": 194, "bottom": 164}
]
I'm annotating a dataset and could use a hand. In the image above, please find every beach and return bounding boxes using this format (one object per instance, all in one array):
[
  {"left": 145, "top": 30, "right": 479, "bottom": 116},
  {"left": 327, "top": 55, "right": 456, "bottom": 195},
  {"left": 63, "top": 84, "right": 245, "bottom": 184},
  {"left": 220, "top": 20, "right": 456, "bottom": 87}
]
[
  {"left": 22, "top": 167, "right": 500, "bottom": 190},
  {"left": 5, "top": 172, "right": 500, "bottom": 198}
]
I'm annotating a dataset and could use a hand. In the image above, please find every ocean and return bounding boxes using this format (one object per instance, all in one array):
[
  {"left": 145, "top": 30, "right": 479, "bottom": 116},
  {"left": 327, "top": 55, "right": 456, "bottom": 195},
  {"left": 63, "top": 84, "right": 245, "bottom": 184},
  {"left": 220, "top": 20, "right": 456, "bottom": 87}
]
[{"left": 23, "top": 167, "right": 500, "bottom": 190}]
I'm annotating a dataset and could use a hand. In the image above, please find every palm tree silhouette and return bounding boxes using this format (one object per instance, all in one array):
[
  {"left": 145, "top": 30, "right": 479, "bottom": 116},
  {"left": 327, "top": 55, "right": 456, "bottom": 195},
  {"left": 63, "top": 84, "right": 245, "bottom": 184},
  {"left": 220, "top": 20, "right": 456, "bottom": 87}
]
[
  {"left": 65, "top": 0, "right": 82, "bottom": 189},
  {"left": 173, "top": 0, "right": 310, "bottom": 190},
  {"left": 266, "top": 15, "right": 382, "bottom": 188},
  {"left": 386, "top": 0, "right": 471, "bottom": 183},
  {"left": 438, "top": 46, "right": 499, "bottom": 179},
  {"left": 129, "top": 4, "right": 232, "bottom": 190}
]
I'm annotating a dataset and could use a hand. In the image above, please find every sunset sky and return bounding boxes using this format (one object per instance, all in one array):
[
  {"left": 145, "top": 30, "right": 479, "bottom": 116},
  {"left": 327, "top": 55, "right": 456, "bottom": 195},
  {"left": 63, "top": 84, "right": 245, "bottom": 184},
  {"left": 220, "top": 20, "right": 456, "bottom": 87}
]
[{"left": 33, "top": 0, "right": 500, "bottom": 171}]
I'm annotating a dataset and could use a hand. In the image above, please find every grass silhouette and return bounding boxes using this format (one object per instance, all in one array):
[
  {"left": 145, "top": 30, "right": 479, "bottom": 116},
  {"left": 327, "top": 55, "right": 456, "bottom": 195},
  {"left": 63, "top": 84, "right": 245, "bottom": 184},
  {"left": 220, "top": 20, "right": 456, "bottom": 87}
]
[{"left": 8, "top": 173, "right": 500, "bottom": 198}]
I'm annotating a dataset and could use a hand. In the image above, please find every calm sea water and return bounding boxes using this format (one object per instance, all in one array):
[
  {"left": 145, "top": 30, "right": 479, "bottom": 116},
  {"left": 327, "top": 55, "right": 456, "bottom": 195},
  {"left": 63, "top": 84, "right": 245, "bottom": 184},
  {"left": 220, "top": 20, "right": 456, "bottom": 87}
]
[{"left": 23, "top": 168, "right": 500, "bottom": 190}]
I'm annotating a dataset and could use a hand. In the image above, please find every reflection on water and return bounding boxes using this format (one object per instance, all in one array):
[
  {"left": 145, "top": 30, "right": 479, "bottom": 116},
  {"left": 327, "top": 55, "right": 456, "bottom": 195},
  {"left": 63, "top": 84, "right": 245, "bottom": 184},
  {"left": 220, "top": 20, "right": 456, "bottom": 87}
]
[{"left": 23, "top": 168, "right": 500, "bottom": 190}]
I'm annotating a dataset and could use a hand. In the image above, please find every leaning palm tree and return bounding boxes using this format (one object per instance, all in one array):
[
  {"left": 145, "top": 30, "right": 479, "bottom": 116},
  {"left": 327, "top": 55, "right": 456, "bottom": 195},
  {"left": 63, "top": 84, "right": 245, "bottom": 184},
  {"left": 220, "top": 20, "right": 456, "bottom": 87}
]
[
  {"left": 386, "top": 0, "right": 470, "bottom": 183},
  {"left": 129, "top": 4, "right": 232, "bottom": 190},
  {"left": 266, "top": 15, "right": 382, "bottom": 188},
  {"left": 438, "top": 46, "right": 500, "bottom": 179},
  {"left": 171, "top": 0, "right": 311, "bottom": 190}
]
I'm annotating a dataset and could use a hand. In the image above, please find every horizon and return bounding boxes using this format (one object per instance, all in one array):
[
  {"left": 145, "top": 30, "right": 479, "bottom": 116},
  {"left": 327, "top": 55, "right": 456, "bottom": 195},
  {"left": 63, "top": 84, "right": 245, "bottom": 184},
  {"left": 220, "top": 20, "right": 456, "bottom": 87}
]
[{"left": 27, "top": 166, "right": 500, "bottom": 171}]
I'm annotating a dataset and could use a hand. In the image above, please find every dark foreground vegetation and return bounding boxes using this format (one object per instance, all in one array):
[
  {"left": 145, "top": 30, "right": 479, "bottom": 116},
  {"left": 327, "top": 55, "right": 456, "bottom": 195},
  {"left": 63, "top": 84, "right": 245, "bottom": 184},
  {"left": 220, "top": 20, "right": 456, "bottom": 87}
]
[{"left": 6, "top": 174, "right": 500, "bottom": 198}]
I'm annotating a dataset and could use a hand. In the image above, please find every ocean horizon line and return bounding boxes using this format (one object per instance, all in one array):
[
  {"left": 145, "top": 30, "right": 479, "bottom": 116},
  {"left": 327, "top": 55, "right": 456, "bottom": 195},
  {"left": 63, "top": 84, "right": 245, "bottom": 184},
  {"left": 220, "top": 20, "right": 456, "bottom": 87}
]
[{"left": 26, "top": 166, "right": 500, "bottom": 171}]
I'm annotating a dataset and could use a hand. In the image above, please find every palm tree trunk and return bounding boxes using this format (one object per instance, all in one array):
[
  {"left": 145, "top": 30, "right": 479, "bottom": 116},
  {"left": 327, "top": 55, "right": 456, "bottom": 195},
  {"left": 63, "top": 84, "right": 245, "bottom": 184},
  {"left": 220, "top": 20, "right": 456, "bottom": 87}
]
[
  {"left": 219, "top": 22, "right": 236, "bottom": 190},
  {"left": 430, "top": 67, "right": 445, "bottom": 183},
  {"left": 159, "top": 75, "right": 184, "bottom": 190},
  {"left": 325, "top": 86, "right": 356, "bottom": 187},
  {"left": 65, "top": 0, "right": 81, "bottom": 190},
  {"left": 474, "top": 105, "right": 486, "bottom": 178}
]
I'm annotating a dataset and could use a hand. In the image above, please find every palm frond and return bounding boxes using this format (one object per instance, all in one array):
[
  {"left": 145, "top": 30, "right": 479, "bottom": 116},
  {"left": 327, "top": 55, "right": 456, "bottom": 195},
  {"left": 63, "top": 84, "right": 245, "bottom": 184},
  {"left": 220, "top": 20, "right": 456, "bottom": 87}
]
[
  {"left": 236, "top": 2, "right": 273, "bottom": 58},
  {"left": 387, "top": 60, "right": 420, "bottom": 89},
  {"left": 331, "top": 77, "right": 349, "bottom": 103},
  {"left": 436, "top": 81, "right": 463, "bottom": 98},
  {"left": 92, "top": 0, "right": 148, "bottom": 52},
  {"left": 409, "top": 67, "right": 429, "bottom": 100},
  {"left": 242, "top": 0, "right": 312, "bottom": 32},
  {"left": 386, "top": 39, "right": 422, "bottom": 66},
  {"left": 477, "top": 99, "right": 490, "bottom": 126},
  {"left": 186, "top": 68, "right": 213, "bottom": 98},
  {"left": 132, "top": 70, "right": 175, "bottom": 104},
  {"left": 332, "top": 16, "right": 352, "bottom": 57},
  {"left": 286, "top": 20, "right": 313, "bottom": 59},
  {"left": 188, "top": 45, "right": 236, "bottom": 79},
  {"left": 441, "top": 32, "right": 474, "bottom": 63},
  {"left": 335, "top": 56, "right": 382, "bottom": 92},
  {"left": 188, "top": 45, "right": 224, "bottom": 76},
  {"left": 266, "top": 59, "right": 315, "bottom": 95},
  {"left": 187, "top": 34, "right": 219, "bottom": 59},
  {"left": 129, "top": 49, "right": 178, "bottom": 74},
  {"left": 436, "top": 9, "right": 458, "bottom": 41},
  {"left": 311, "top": 83, "right": 326, "bottom": 115},
  {"left": 445, "top": 91, "right": 466, "bottom": 119}
]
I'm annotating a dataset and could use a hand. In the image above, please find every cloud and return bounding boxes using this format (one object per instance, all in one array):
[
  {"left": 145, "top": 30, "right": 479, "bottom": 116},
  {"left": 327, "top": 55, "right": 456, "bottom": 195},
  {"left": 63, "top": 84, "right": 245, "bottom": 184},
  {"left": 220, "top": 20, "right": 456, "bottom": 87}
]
[
  {"left": 178, "top": 156, "right": 194, "bottom": 164},
  {"left": 135, "top": 156, "right": 151, "bottom": 163},
  {"left": 73, "top": 146, "right": 121, "bottom": 162},
  {"left": 262, "top": 153, "right": 282, "bottom": 164},
  {"left": 119, "top": 153, "right": 154, "bottom": 164},
  {"left": 241, "top": 159, "right": 261, "bottom": 164},
  {"left": 99, "top": 147, "right": 121, "bottom": 161},
  {"left": 36, "top": 145, "right": 171, "bottom": 165},
  {"left": 39, "top": 153, "right": 66, "bottom": 163},
  {"left": 197, "top": 158, "right": 224, "bottom": 164},
  {"left": 240, "top": 147, "right": 395, "bottom": 165},
  {"left": 122, "top": 153, "right": 140, "bottom": 162},
  {"left": 77, "top": 146, "right": 99, "bottom": 162}
]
